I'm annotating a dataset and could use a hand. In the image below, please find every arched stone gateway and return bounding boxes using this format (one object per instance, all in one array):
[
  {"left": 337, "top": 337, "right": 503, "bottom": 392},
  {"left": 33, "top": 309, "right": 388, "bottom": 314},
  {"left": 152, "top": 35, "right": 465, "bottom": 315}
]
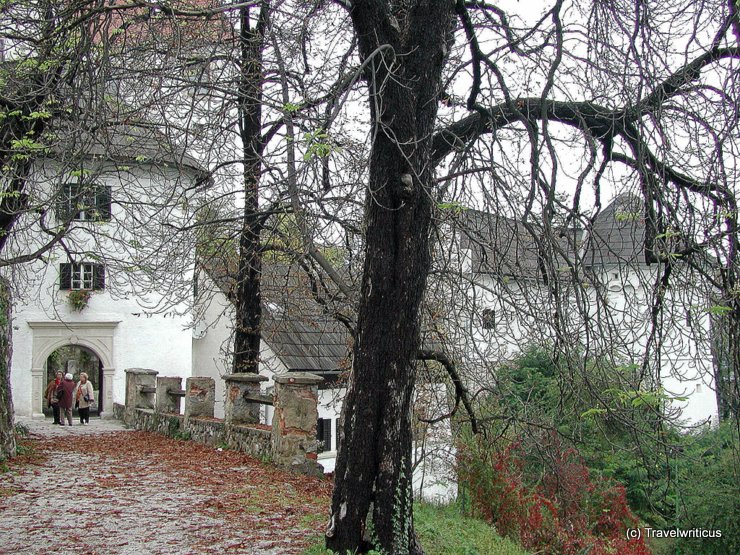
[
  {"left": 27, "top": 321, "right": 119, "bottom": 418},
  {"left": 44, "top": 345, "right": 103, "bottom": 416}
]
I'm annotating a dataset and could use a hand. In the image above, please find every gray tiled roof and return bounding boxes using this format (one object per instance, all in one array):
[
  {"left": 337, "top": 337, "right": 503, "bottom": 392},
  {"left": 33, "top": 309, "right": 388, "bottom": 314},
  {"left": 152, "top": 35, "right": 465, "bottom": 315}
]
[
  {"left": 456, "top": 209, "right": 581, "bottom": 278},
  {"left": 584, "top": 194, "right": 646, "bottom": 267},
  {"left": 201, "top": 259, "right": 444, "bottom": 372},
  {"left": 50, "top": 121, "right": 209, "bottom": 182},
  {"left": 203, "top": 260, "right": 353, "bottom": 372},
  {"left": 260, "top": 264, "right": 352, "bottom": 372},
  {"left": 455, "top": 194, "right": 649, "bottom": 278},
  {"left": 262, "top": 312, "right": 351, "bottom": 372},
  {"left": 0, "top": 61, "right": 210, "bottom": 181}
]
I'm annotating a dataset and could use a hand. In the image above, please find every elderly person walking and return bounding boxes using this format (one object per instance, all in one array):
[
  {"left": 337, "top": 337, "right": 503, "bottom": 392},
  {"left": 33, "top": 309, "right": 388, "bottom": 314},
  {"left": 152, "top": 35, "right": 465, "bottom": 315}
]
[
  {"left": 75, "top": 372, "right": 94, "bottom": 425},
  {"left": 56, "top": 373, "right": 77, "bottom": 426},
  {"left": 44, "top": 371, "right": 64, "bottom": 425}
]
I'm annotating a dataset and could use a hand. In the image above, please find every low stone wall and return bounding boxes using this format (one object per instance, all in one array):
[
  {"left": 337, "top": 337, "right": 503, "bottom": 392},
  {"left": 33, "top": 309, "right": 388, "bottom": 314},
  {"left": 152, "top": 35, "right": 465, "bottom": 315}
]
[
  {"left": 226, "top": 424, "right": 272, "bottom": 459},
  {"left": 115, "top": 402, "right": 274, "bottom": 455},
  {"left": 113, "top": 372, "right": 312, "bottom": 471},
  {"left": 114, "top": 403, "right": 184, "bottom": 437}
]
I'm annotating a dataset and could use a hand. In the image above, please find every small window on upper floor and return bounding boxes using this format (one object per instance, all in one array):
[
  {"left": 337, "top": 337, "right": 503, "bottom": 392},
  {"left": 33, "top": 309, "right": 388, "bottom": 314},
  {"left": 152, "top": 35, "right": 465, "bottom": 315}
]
[
  {"left": 59, "top": 262, "right": 105, "bottom": 291},
  {"left": 57, "top": 183, "right": 112, "bottom": 222},
  {"left": 482, "top": 308, "right": 495, "bottom": 330}
]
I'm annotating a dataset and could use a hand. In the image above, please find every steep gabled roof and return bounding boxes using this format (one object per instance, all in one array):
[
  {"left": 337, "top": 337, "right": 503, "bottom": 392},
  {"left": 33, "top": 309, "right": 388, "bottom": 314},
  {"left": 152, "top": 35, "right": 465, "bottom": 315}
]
[
  {"left": 583, "top": 193, "right": 646, "bottom": 267},
  {"left": 200, "top": 256, "right": 445, "bottom": 372},
  {"left": 260, "top": 263, "right": 352, "bottom": 372},
  {"left": 262, "top": 311, "right": 351, "bottom": 373},
  {"left": 201, "top": 259, "right": 353, "bottom": 372},
  {"left": 454, "top": 194, "right": 651, "bottom": 278},
  {"left": 50, "top": 121, "right": 209, "bottom": 182},
  {"left": 455, "top": 209, "right": 582, "bottom": 279}
]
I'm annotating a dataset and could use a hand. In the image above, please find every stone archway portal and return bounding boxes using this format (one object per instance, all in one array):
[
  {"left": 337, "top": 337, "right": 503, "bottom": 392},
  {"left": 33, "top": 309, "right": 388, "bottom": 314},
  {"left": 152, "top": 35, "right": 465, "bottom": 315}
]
[{"left": 27, "top": 320, "right": 120, "bottom": 418}]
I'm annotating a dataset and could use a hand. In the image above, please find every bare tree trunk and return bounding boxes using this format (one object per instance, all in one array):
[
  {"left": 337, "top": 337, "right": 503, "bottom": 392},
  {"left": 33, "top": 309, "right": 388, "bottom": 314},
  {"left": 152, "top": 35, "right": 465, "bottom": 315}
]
[
  {"left": 327, "top": 3, "right": 455, "bottom": 553},
  {"left": 232, "top": 4, "right": 269, "bottom": 375},
  {"left": 0, "top": 277, "right": 15, "bottom": 459}
]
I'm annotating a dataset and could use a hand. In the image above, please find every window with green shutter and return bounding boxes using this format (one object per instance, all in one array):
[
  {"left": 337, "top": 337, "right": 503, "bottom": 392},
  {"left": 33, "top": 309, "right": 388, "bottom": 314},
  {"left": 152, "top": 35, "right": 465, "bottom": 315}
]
[
  {"left": 59, "top": 263, "right": 105, "bottom": 291},
  {"left": 317, "top": 418, "right": 332, "bottom": 453}
]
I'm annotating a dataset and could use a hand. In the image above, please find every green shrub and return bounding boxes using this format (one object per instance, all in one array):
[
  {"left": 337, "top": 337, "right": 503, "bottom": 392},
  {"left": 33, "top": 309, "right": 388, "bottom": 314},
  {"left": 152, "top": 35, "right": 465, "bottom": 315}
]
[
  {"left": 468, "top": 345, "right": 738, "bottom": 555},
  {"left": 670, "top": 422, "right": 739, "bottom": 554}
]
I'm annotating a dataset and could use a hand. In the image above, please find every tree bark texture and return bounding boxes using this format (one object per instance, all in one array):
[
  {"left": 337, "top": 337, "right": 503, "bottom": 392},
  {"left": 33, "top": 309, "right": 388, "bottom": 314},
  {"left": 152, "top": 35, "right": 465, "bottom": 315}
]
[
  {"left": 0, "top": 277, "right": 15, "bottom": 459},
  {"left": 232, "top": 4, "right": 269, "bottom": 374},
  {"left": 327, "top": 2, "right": 455, "bottom": 554}
]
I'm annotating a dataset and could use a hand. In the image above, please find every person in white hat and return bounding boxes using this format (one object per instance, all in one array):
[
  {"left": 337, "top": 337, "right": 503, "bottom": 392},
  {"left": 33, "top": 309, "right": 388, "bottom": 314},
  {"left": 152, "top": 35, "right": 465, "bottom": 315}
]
[{"left": 56, "top": 373, "right": 77, "bottom": 426}]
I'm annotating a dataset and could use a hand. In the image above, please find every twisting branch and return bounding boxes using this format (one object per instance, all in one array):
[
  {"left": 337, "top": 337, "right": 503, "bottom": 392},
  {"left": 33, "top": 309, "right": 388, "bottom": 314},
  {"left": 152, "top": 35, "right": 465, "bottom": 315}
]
[{"left": 417, "top": 349, "right": 479, "bottom": 434}]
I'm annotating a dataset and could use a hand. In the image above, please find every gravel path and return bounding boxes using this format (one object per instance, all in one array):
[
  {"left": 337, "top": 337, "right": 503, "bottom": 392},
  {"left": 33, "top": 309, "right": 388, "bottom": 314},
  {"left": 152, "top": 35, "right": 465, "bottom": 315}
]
[{"left": 0, "top": 417, "right": 329, "bottom": 555}]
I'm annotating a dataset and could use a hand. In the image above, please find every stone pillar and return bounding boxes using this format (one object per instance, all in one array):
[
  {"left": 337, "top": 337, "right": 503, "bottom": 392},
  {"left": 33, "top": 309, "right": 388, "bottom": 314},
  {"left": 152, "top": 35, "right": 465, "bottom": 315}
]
[
  {"left": 156, "top": 377, "right": 183, "bottom": 414},
  {"left": 224, "top": 373, "right": 269, "bottom": 426},
  {"left": 124, "top": 368, "right": 158, "bottom": 424},
  {"left": 271, "top": 372, "right": 324, "bottom": 476},
  {"left": 183, "top": 377, "right": 215, "bottom": 425},
  {"left": 99, "top": 367, "right": 116, "bottom": 419},
  {"left": 31, "top": 367, "right": 45, "bottom": 418}
]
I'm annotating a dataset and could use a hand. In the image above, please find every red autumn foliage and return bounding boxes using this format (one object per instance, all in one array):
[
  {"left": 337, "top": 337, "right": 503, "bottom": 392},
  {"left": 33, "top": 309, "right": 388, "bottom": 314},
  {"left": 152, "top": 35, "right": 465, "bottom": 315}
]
[
  {"left": 458, "top": 435, "right": 650, "bottom": 555},
  {"left": 1, "top": 429, "right": 332, "bottom": 554}
]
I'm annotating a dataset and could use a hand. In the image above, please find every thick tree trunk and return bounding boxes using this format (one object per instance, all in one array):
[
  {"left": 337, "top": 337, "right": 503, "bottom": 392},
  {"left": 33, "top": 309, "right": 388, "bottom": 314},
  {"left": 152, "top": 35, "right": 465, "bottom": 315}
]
[
  {"left": 327, "top": 3, "right": 455, "bottom": 553},
  {"left": 232, "top": 4, "right": 269, "bottom": 375},
  {"left": 0, "top": 277, "right": 15, "bottom": 459}
]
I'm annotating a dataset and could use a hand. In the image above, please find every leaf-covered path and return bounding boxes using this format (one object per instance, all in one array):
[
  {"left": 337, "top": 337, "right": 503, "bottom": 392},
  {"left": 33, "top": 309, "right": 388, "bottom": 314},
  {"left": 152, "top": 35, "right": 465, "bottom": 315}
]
[{"left": 0, "top": 417, "right": 331, "bottom": 554}]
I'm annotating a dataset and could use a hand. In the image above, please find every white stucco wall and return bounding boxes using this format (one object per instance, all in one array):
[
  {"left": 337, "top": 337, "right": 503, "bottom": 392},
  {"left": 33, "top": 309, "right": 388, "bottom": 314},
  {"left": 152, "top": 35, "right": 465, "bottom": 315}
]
[
  {"left": 191, "top": 270, "right": 297, "bottom": 418},
  {"left": 191, "top": 270, "right": 235, "bottom": 418},
  {"left": 6, "top": 159, "right": 199, "bottom": 417},
  {"left": 449, "top": 261, "right": 720, "bottom": 425}
]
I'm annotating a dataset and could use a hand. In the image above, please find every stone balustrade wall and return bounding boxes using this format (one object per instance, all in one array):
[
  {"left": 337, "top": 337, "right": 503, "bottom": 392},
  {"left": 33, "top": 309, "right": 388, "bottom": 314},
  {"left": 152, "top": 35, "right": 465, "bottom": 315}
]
[{"left": 117, "top": 369, "right": 324, "bottom": 476}]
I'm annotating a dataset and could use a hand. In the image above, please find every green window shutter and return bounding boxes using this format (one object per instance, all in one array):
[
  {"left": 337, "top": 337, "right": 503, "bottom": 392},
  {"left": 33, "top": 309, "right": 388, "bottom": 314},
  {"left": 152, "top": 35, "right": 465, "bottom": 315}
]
[
  {"left": 96, "top": 186, "right": 112, "bottom": 221},
  {"left": 59, "top": 263, "right": 72, "bottom": 290},
  {"left": 92, "top": 264, "right": 105, "bottom": 290},
  {"left": 316, "top": 418, "right": 332, "bottom": 453},
  {"left": 56, "top": 185, "right": 73, "bottom": 222}
]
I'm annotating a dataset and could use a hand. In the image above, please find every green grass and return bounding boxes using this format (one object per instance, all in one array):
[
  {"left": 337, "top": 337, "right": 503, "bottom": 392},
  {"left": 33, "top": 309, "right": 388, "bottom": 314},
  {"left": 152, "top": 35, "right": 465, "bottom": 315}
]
[
  {"left": 414, "top": 503, "right": 528, "bottom": 555},
  {"left": 300, "top": 502, "right": 529, "bottom": 555}
]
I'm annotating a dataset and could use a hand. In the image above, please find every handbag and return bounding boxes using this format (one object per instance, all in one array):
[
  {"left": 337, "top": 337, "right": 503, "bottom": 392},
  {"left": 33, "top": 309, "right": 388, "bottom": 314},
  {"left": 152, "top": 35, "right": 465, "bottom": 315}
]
[
  {"left": 55, "top": 389, "right": 64, "bottom": 400},
  {"left": 84, "top": 393, "right": 92, "bottom": 403}
]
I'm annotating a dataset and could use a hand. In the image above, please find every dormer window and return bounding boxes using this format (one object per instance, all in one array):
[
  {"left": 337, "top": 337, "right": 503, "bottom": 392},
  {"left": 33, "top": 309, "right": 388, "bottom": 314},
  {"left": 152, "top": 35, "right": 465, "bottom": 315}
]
[
  {"left": 58, "top": 183, "right": 112, "bottom": 222},
  {"left": 59, "top": 263, "right": 105, "bottom": 291}
]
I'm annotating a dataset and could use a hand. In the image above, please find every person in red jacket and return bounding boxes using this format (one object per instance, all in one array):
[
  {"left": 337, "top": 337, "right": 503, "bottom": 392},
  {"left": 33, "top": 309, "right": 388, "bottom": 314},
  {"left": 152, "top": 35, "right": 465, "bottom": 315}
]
[
  {"left": 56, "top": 373, "right": 77, "bottom": 426},
  {"left": 44, "top": 371, "right": 64, "bottom": 425}
]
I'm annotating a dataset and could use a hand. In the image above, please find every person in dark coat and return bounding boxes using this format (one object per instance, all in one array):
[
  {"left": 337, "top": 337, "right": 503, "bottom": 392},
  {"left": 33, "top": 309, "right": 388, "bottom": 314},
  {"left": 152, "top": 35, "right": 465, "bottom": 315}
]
[{"left": 56, "top": 373, "right": 77, "bottom": 426}]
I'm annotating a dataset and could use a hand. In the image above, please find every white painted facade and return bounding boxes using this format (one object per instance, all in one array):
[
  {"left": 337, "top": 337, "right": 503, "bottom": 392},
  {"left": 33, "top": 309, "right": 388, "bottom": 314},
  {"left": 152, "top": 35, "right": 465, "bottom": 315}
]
[
  {"left": 6, "top": 157, "right": 201, "bottom": 417},
  {"left": 456, "top": 269, "right": 719, "bottom": 424},
  {"left": 440, "top": 206, "right": 721, "bottom": 426}
]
